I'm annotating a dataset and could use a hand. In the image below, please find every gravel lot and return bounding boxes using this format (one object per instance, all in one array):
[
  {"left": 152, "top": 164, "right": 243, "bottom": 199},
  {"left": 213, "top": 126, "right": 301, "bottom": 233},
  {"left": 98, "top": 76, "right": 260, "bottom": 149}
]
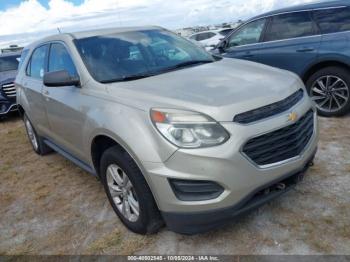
[{"left": 0, "top": 113, "right": 349, "bottom": 255}]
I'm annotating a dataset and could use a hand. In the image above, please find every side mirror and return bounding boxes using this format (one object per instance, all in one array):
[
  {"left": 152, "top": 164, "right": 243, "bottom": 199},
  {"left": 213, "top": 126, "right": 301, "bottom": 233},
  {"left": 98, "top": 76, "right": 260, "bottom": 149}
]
[
  {"left": 217, "top": 40, "right": 227, "bottom": 53},
  {"left": 44, "top": 70, "right": 80, "bottom": 87}
]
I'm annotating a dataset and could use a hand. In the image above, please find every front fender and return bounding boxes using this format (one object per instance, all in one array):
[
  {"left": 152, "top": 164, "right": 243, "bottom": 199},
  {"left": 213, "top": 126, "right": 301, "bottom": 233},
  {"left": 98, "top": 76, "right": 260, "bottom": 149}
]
[{"left": 84, "top": 104, "right": 178, "bottom": 168}]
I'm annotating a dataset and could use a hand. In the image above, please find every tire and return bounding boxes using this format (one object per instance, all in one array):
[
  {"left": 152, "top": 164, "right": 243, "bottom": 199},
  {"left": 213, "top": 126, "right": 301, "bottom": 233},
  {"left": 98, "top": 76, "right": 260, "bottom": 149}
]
[
  {"left": 100, "top": 146, "right": 163, "bottom": 234},
  {"left": 23, "top": 114, "right": 52, "bottom": 155},
  {"left": 306, "top": 66, "right": 350, "bottom": 117}
]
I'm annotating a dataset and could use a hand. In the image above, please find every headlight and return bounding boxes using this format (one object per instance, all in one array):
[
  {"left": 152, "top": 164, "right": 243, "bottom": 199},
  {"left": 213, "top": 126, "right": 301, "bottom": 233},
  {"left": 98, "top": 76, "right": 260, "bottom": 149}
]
[{"left": 150, "top": 109, "right": 230, "bottom": 148}]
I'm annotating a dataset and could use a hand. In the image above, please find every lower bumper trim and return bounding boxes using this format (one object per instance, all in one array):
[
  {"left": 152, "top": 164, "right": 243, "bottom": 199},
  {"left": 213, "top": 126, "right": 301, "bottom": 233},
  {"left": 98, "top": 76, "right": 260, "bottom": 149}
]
[
  {"left": 0, "top": 103, "right": 17, "bottom": 115},
  {"left": 161, "top": 151, "right": 316, "bottom": 235}
]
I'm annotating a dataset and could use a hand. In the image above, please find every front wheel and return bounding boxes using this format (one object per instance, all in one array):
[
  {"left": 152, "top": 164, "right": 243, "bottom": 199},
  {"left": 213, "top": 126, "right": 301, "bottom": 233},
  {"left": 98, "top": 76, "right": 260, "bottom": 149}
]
[
  {"left": 306, "top": 67, "right": 350, "bottom": 117},
  {"left": 100, "top": 146, "right": 163, "bottom": 234}
]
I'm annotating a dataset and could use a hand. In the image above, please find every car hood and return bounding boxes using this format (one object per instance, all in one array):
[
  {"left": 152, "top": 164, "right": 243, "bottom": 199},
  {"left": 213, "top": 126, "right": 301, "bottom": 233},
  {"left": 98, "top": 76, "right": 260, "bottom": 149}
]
[
  {"left": 105, "top": 58, "right": 304, "bottom": 122},
  {"left": 0, "top": 70, "right": 17, "bottom": 85}
]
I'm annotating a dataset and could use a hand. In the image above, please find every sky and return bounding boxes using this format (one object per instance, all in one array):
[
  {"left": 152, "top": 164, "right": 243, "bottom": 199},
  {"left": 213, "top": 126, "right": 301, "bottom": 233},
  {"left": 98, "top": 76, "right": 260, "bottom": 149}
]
[{"left": 0, "top": 0, "right": 321, "bottom": 48}]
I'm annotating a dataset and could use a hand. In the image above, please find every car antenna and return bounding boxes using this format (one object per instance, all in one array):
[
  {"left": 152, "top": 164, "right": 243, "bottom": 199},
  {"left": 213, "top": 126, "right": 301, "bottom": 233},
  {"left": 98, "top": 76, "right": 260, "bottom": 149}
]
[{"left": 57, "top": 27, "right": 62, "bottom": 34}]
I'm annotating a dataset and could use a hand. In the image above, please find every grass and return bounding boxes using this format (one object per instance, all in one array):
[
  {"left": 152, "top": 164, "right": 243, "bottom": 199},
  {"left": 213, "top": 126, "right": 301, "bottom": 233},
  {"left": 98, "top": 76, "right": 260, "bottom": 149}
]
[
  {"left": 1, "top": 115, "right": 350, "bottom": 255},
  {"left": 86, "top": 229, "right": 122, "bottom": 254},
  {"left": 85, "top": 228, "right": 154, "bottom": 255}
]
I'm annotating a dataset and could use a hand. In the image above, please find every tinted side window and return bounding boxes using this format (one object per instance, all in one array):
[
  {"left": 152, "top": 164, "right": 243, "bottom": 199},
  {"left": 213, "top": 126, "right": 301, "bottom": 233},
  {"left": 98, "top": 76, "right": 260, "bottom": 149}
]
[
  {"left": 27, "top": 45, "right": 48, "bottom": 79},
  {"left": 265, "top": 12, "right": 314, "bottom": 42},
  {"left": 48, "top": 43, "right": 77, "bottom": 76},
  {"left": 206, "top": 32, "right": 216, "bottom": 39},
  {"left": 228, "top": 18, "right": 266, "bottom": 47},
  {"left": 189, "top": 34, "right": 197, "bottom": 40},
  {"left": 313, "top": 7, "right": 350, "bottom": 34},
  {"left": 196, "top": 33, "right": 207, "bottom": 41},
  {"left": 196, "top": 33, "right": 214, "bottom": 41},
  {"left": 219, "top": 29, "right": 233, "bottom": 36}
]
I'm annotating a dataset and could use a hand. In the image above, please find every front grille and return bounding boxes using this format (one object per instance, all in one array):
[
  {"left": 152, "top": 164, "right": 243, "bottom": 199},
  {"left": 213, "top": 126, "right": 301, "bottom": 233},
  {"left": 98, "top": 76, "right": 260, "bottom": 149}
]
[
  {"left": 242, "top": 110, "right": 314, "bottom": 166},
  {"left": 234, "top": 89, "right": 304, "bottom": 124},
  {"left": 1, "top": 83, "right": 16, "bottom": 98}
]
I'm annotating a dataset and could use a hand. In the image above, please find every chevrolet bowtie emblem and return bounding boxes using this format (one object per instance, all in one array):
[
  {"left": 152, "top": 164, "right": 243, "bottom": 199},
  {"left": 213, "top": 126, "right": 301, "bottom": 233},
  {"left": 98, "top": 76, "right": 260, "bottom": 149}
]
[{"left": 288, "top": 112, "right": 298, "bottom": 122}]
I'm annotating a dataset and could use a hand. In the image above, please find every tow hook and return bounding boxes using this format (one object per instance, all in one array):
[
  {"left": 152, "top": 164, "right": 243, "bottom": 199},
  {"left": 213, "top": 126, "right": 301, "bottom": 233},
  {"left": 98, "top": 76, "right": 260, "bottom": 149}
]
[
  {"left": 263, "top": 188, "right": 270, "bottom": 195},
  {"left": 276, "top": 183, "right": 286, "bottom": 191}
]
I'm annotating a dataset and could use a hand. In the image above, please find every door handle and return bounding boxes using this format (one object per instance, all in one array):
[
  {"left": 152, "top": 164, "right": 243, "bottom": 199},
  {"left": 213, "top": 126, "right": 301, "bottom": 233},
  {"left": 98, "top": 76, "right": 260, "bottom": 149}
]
[
  {"left": 296, "top": 48, "right": 314, "bottom": 52},
  {"left": 242, "top": 53, "right": 254, "bottom": 58},
  {"left": 43, "top": 90, "right": 50, "bottom": 101}
]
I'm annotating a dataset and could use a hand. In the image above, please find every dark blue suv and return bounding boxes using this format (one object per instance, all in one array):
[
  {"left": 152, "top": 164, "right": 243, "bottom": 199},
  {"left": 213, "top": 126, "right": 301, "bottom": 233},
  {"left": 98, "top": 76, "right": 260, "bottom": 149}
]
[
  {"left": 214, "top": 0, "right": 350, "bottom": 117},
  {"left": 0, "top": 52, "right": 21, "bottom": 117}
]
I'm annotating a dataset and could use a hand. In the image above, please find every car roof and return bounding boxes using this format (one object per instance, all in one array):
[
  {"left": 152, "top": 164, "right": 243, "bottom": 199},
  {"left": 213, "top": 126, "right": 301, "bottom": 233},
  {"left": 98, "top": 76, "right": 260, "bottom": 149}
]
[
  {"left": 249, "top": 0, "right": 350, "bottom": 21},
  {"left": 27, "top": 26, "right": 164, "bottom": 49},
  {"left": 0, "top": 51, "right": 22, "bottom": 57},
  {"left": 69, "top": 25, "right": 163, "bottom": 39}
]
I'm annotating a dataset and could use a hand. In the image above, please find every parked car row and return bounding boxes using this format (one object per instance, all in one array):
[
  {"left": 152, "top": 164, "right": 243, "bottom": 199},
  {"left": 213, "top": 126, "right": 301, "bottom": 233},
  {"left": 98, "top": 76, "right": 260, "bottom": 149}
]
[
  {"left": 188, "top": 28, "right": 234, "bottom": 50},
  {"left": 211, "top": 0, "right": 350, "bottom": 117},
  {"left": 3, "top": 0, "right": 348, "bottom": 235}
]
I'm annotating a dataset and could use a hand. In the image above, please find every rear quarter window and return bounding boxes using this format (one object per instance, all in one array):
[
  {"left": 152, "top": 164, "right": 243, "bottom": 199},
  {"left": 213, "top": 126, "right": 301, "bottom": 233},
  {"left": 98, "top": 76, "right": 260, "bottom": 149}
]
[
  {"left": 265, "top": 11, "right": 315, "bottom": 42},
  {"left": 313, "top": 7, "right": 350, "bottom": 34}
]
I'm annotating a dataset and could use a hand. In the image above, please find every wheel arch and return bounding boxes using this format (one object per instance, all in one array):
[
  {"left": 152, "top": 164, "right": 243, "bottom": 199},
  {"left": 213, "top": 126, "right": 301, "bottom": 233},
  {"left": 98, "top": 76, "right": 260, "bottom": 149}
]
[
  {"left": 90, "top": 134, "right": 153, "bottom": 187},
  {"left": 17, "top": 104, "right": 25, "bottom": 118},
  {"left": 302, "top": 60, "right": 350, "bottom": 83},
  {"left": 91, "top": 134, "right": 133, "bottom": 176},
  {"left": 90, "top": 133, "right": 162, "bottom": 209}
]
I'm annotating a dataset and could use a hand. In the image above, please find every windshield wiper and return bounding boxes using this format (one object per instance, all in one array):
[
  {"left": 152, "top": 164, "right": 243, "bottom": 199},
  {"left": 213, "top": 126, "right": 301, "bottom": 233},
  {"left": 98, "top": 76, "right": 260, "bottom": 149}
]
[
  {"left": 163, "top": 60, "right": 214, "bottom": 72},
  {"left": 100, "top": 73, "right": 155, "bottom": 83},
  {"left": 100, "top": 60, "right": 214, "bottom": 83}
]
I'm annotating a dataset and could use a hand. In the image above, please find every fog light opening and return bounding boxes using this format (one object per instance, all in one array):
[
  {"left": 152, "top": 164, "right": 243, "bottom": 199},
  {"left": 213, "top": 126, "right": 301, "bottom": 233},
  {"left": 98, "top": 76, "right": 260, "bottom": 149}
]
[
  {"left": 0, "top": 104, "right": 7, "bottom": 113},
  {"left": 169, "top": 179, "right": 224, "bottom": 201}
]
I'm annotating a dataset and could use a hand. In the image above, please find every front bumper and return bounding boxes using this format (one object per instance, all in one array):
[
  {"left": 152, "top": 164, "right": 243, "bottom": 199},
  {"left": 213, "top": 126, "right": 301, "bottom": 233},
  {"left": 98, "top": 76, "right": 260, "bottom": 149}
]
[
  {"left": 142, "top": 98, "right": 318, "bottom": 233},
  {"left": 161, "top": 152, "right": 315, "bottom": 234},
  {"left": 0, "top": 98, "right": 17, "bottom": 116}
]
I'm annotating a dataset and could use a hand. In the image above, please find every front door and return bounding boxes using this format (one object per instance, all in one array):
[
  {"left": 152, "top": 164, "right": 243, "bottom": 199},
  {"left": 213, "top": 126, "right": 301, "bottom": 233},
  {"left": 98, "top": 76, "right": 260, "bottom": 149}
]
[
  {"left": 221, "top": 18, "right": 267, "bottom": 63},
  {"left": 42, "top": 42, "right": 87, "bottom": 161}
]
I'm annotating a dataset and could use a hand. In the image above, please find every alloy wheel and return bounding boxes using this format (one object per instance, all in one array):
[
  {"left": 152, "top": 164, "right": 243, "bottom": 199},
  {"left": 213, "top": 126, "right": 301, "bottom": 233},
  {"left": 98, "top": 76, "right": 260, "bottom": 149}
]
[
  {"left": 25, "top": 118, "right": 39, "bottom": 151},
  {"left": 106, "top": 164, "right": 140, "bottom": 222},
  {"left": 310, "top": 75, "right": 349, "bottom": 113}
]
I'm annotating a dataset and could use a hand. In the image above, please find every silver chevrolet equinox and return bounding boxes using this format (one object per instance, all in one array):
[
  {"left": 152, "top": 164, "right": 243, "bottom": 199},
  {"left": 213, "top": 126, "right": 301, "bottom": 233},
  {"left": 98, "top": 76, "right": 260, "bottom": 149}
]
[{"left": 16, "top": 27, "right": 318, "bottom": 235}]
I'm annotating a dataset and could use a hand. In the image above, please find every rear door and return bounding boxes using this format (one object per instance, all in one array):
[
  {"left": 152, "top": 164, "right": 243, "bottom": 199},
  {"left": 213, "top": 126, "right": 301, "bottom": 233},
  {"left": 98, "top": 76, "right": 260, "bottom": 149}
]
[
  {"left": 220, "top": 18, "right": 267, "bottom": 62},
  {"left": 42, "top": 42, "right": 87, "bottom": 161},
  {"left": 22, "top": 44, "right": 50, "bottom": 135},
  {"left": 258, "top": 11, "right": 321, "bottom": 76},
  {"left": 313, "top": 7, "right": 350, "bottom": 60}
]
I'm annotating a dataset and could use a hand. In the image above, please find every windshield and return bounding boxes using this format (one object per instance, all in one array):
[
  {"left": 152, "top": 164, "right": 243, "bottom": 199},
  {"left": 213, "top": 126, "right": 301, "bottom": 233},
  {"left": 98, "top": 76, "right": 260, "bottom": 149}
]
[
  {"left": 0, "top": 55, "right": 20, "bottom": 72},
  {"left": 74, "top": 29, "right": 215, "bottom": 83}
]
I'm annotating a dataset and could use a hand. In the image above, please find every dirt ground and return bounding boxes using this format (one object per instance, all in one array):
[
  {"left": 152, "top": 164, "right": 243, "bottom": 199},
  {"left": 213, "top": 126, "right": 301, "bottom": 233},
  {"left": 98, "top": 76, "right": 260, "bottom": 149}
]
[{"left": 0, "top": 113, "right": 349, "bottom": 255}]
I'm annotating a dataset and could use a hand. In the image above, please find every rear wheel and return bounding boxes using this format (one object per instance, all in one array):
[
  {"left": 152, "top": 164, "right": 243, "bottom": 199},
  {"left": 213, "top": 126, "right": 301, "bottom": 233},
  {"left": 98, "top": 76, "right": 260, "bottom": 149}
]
[
  {"left": 100, "top": 146, "right": 163, "bottom": 234},
  {"left": 306, "top": 67, "right": 350, "bottom": 117},
  {"left": 23, "top": 114, "right": 52, "bottom": 155}
]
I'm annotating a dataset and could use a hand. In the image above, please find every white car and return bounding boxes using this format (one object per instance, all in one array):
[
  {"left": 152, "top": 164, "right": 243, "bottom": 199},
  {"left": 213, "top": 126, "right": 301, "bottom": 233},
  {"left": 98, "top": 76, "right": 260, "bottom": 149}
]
[{"left": 188, "top": 28, "right": 233, "bottom": 50}]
